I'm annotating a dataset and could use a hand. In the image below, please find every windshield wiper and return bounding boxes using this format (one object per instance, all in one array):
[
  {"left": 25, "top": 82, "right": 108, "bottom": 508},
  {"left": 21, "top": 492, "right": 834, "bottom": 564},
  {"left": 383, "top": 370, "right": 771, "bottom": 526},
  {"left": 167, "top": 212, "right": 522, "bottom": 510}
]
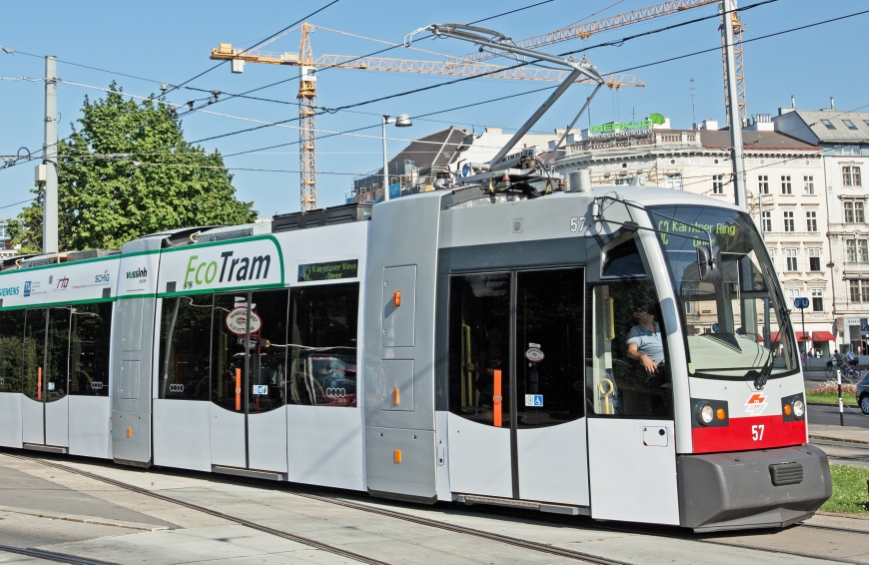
[{"left": 750, "top": 263, "right": 794, "bottom": 389}]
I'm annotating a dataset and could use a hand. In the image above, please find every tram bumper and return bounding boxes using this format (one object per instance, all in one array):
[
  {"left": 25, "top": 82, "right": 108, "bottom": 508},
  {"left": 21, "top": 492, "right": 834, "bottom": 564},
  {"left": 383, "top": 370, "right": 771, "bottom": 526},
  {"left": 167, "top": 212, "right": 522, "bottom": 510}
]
[{"left": 677, "top": 444, "right": 831, "bottom": 532}]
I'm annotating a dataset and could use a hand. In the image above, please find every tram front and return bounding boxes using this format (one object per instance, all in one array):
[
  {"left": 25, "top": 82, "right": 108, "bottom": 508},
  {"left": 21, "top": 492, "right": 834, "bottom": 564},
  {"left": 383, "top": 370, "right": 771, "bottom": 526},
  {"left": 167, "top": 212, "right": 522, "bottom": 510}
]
[{"left": 644, "top": 201, "right": 832, "bottom": 531}]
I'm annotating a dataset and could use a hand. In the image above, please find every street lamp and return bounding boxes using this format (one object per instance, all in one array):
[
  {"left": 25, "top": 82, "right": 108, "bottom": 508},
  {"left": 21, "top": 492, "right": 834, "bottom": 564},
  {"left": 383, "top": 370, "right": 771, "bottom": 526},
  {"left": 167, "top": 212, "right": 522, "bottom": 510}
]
[{"left": 382, "top": 114, "right": 412, "bottom": 201}]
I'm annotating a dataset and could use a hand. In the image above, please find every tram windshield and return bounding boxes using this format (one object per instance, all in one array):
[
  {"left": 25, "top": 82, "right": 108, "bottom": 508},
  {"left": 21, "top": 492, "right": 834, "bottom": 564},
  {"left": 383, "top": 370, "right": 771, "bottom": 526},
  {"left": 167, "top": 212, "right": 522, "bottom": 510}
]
[{"left": 648, "top": 205, "right": 799, "bottom": 380}]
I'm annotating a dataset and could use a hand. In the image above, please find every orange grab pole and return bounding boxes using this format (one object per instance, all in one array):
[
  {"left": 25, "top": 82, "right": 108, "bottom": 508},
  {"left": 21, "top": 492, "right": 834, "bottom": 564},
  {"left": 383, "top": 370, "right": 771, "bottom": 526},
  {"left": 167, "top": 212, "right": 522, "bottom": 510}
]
[
  {"left": 235, "top": 368, "right": 242, "bottom": 411},
  {"left": 37, "top": 367, "right": 42, "bottom": 401},
  {"left": 493, "top": 369, "right": 502, "bottom": 428}
]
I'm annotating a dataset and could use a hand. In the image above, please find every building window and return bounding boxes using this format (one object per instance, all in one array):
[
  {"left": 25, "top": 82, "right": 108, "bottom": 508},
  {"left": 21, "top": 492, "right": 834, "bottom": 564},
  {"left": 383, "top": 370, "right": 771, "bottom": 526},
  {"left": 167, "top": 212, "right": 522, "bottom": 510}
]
[
  {"left": 785, "top": 248, "right": 798, "bottom": 271},
  {"left": 767, "top": 247, "right": 776, "bottom": 269},
  {"left": 844, "top": 200, "right": 866, "bottom": 223},
  {"left": 810, "top": 288, "right": 824, "bottom": 312},
  {"left": 808, "top": 248, "right": 822, "bottom": 272},
  {"left": 780, "top": 175, "right": 792, "bottom": 195},
  {"left": 847, "top": 239, "right": 858, "bottom": 262},
  {"left": 843, "top": 166, "right": 863, "bottom": 187},
  {"left": 712, "top": 174, "right": 725, "bottom": 195},
  {"left": 805, "top": 210, "right": 818, "bottom": 232},
  {"left": 758, "top": 175, "right": 769, "bottom": 195},
  {"left": 664, "top": 173, "right": 683, "bottom": 190},
  {"left": 850, "top": 280, "right": 869, "bottom": 303},
  {"left": 762, "top": 211, "right": 772, "bottom": 233},
  {"left": 803, "top": 175, "right": 815, "bottom": 195},
  {"left": 783, "top": 210, "right": 795, "bottom": 232},
  {"left": 851, "top": 239, "right": 869, "bottom": 263},
  {"left": 787, "top": 288, "right": 800, "bottom": 304},
  {"left": 821, "top": 119, "right": 836, "bottom": 130},
  {"left": 843, "top": 119, "right": 858, "bottom": 131},
  {"left": 864, "top": 120, "right": 869, "bottom": 129}
]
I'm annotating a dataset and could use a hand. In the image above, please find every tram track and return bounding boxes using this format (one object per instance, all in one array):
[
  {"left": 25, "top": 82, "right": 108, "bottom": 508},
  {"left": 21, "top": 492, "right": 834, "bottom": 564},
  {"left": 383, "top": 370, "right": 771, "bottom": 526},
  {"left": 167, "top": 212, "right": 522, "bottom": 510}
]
[
  {"left": 9, "top": 453, "right": 633, "bottom": 565},
  {"left": 0, "top": 543, "right": 121, "bottom": 565}
]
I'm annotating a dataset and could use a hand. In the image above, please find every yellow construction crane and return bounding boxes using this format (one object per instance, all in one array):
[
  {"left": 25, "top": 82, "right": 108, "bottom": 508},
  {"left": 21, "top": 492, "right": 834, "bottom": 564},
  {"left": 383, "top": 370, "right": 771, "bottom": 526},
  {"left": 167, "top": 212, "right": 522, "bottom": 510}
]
[
  {"left": 449, "top": 0, "right": 747, "bottom": 125},
  {"left": 211, "top": 25, "right": 645, "bottom": 211}
]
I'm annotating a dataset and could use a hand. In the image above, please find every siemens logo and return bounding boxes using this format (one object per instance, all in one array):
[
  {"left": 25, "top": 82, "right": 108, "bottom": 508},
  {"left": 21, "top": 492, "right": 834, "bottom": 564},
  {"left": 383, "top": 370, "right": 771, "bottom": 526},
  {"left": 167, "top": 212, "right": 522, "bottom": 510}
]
[
  {"left": 0, "top": 287, "right": 20, "bottom": 296},
  {"left": 185, "top": 251, "right": 272, "bottom": 286},
  {"left": 127, "top": 268, "right": 148, "bottom": 279}
]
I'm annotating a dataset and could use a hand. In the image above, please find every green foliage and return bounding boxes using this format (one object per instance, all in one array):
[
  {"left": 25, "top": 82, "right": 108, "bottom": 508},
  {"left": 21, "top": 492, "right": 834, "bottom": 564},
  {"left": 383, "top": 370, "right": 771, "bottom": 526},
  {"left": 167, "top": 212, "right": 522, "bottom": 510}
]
[
  {"left": 9, "top": 84, "right": 256, "bottom": 252},
  {"left": 821, "top": 464, "right": 869, "bottom": 514}
]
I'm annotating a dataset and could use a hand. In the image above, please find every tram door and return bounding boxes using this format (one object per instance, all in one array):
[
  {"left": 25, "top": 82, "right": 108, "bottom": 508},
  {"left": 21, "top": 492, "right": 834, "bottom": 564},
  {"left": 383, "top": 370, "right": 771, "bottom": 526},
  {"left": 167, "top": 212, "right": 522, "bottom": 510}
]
[
  {"left": 585, "top": 279, "right": 679, "bottom": 525},
  {"left": 211, "top": 291, "right": 289, "bottom": 473},
  {"left": 22, "top": 308, "right": 71, "bottom": 449},
  {"left": 447, "top": 268, "right": 589, "bottom": 505}
]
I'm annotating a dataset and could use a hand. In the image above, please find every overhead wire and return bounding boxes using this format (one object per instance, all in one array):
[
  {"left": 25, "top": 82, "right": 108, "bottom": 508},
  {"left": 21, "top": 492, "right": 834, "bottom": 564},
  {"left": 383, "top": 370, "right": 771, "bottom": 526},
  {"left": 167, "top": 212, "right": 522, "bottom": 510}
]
[
  {"left": 162, "top": 0, "right": 342, "bottom": 96},
  {"left": 173, "top": 0, "right": 559, "bottom": 117}
]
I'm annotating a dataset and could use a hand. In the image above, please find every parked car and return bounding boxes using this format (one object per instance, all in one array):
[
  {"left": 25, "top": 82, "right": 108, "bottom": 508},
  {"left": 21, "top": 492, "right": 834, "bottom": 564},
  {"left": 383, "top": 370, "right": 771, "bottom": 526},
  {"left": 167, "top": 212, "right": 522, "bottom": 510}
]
[{"left": 857, "top": 372, "right": 869, "bottom": 414}]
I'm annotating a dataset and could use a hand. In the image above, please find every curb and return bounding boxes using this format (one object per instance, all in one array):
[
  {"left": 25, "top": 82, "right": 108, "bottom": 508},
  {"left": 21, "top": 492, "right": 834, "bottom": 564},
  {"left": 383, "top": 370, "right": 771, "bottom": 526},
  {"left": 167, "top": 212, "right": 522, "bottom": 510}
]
[
  {"left": 0, "top": 504, "right": 171, "bottom": 532},
  {"left": 807, "top": 401, "right": 859, "bottom": 408},
  {"left": 809, "top": 434, "right": 869, "bottom": 446}
]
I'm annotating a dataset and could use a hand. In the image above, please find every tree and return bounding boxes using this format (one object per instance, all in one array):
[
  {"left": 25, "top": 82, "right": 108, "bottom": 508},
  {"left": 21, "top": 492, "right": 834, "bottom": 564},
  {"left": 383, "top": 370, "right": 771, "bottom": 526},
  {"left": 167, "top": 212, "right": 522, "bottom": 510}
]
[{"left": 9, "top": 84, "right": 256, "bottom": 252}]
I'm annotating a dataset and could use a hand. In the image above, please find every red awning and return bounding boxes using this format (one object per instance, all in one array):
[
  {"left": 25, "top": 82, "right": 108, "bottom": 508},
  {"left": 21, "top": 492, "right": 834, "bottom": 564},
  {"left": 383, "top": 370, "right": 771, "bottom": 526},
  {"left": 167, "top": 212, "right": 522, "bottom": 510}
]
[
  {"left": 770, "top": 331, "right": 779, "bottom": 342},
  {"left": 756, "top": 334, "right": 764, "bottom": 343},
  {"left": 795, "top": 331, "right": 810, "bottom": 341},
  {"left": 812, "top": 331, "right": 836, "bottom": 342}
]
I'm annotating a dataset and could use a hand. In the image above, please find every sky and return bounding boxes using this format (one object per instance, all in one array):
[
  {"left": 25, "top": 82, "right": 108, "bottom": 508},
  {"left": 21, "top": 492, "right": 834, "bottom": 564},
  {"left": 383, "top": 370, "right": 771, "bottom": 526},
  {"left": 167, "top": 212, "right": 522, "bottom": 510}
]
[{"left": 1, "top": 0, "right": 867, "bottom": 221}]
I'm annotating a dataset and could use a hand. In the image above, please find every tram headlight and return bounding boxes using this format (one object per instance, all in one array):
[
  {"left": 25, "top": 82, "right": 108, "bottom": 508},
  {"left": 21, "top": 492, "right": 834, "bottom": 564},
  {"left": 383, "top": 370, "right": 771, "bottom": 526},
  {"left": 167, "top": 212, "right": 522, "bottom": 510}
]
[
  {"left": 696, "top": 403, "right": 714, "bottom": 425},
  {"left": 792, "top": 399, "right": 805, "bottom": 419}
]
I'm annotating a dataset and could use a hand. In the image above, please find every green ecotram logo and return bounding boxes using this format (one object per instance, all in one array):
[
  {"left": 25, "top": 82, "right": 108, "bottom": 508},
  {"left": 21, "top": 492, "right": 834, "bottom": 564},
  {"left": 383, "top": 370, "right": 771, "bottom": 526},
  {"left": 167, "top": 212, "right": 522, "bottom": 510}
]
[
  {"left": 184, "top": 250, "right": 272, "bottom": 287},
  {"left": 589, "top": 113, "right": 665, "bottom": 135}
]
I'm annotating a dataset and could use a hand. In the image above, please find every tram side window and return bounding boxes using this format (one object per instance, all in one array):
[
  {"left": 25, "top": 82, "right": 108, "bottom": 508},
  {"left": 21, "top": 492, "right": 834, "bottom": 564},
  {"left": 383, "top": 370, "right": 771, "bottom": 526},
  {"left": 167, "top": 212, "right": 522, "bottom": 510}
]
[
  {"left": 288, "top": 283, "right": 359, "bottom": 407},
  {"left": 586, "top": 280, "right": 673, "bottom": 419},
  {"left": 23, "top": 309, "right": 46, "bottom": 401},
  {"left": 69, "top": 303, "right": 112, "bottom": 397},
  {"left": 0, "top": 310, "right": 26, "bottom": 393},
  {"left": 159, "top": 295, "right": 212, "bottom": 401},
  {"left": 45, "top": 307, "right": 72, "bottom": 401},
  {"left": 448, "top": 273, "right": 511, "bottom": 427},
  {"left": 249, "top": 290, "right": 289, "bottom": 413},
  {"left": 212, "top": 294, "right": 248, "bottom": 411}
]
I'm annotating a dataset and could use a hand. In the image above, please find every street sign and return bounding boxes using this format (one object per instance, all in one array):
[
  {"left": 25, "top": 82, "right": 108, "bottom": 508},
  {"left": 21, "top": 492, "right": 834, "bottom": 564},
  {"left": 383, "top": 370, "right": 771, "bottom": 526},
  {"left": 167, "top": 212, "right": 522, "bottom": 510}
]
[
  {"left": 794, "top": 297, "right": 810, "bottom": 309},
  {"left": 712, "top": 322, "right": 719, "bottom": 333},
  {"left": 862, "top": 318, "right": 868, "bottom": 332}
]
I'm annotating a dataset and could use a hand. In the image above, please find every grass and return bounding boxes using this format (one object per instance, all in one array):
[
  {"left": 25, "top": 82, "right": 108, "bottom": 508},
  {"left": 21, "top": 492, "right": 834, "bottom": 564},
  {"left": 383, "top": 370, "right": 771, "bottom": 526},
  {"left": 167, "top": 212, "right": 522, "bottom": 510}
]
[
  {"left": 806, "top": 389, "right": 858, "bottom": 407},
  {"left": 821, "top": 464, "right": 869, "bottom": 514}
]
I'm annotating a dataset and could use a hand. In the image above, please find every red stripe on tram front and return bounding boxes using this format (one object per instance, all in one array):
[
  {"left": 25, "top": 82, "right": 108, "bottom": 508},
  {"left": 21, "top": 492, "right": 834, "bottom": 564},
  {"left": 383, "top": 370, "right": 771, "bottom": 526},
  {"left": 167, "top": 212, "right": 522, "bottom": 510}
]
[{"left": 692, "top": 416, "right": 807, "bottom": 454}]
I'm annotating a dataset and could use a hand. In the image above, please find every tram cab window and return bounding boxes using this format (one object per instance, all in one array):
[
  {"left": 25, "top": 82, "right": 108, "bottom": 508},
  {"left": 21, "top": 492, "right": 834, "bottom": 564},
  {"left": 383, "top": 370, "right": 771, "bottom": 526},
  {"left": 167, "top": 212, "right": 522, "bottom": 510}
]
[
  {"left": 602, "top": 237, "right": 645, "bottom": 278},
  {"left": 287, "top": 283, "right": 359, "bottom": 407},
  {"left": 159, "top": 295, "right": 212, "bottom": 401},
  {"left": 0, "top": 310, "right": 26, "bottom": 393},
  {"left": 587, "top": 280, "right": 673, "bottom": 419},
  {"left": 69, "top": 303, "right": 112, "bottom": 397}
]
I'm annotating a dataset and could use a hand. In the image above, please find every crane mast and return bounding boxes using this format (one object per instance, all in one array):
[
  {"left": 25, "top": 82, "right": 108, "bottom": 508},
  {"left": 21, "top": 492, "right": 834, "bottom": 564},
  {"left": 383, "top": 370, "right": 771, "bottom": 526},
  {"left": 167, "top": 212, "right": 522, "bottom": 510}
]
[{"left": 298, "top": 23, "right": 317, "bottom": 212}]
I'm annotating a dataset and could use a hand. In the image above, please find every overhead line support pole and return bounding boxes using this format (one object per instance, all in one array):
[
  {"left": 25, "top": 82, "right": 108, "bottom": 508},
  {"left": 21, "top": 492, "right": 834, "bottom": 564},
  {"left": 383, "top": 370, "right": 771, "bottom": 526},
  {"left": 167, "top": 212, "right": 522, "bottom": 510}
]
[{"left": 44, "top": 55, "right": 58, "bottom": 253}]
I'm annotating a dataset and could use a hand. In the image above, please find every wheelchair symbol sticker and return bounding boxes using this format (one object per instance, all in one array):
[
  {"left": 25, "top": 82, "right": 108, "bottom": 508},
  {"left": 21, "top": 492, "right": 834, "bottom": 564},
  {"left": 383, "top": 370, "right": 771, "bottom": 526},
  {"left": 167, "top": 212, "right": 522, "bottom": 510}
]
[
  {"left": 525, "top": 394, "right": 543, "bottom": 407},
  {"left": 252, "top": 385, "right": 268, "bottom": 395}
]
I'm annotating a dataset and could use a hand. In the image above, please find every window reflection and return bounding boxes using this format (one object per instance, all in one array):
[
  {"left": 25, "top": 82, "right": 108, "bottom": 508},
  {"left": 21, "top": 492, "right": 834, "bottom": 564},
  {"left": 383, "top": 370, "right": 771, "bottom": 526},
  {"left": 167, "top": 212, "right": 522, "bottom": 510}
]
[
  {"left": 0, "top": 310, "right": 25, "bottom": 394},
  {"left": 288, "top": 283, "right": 359, "bottom": 407},
  {"left": 69, "top": 303, "right": 112, "bottom": 397},
  {"left": 159, "top": 295, "right": 212, "bottom": 401},
  {"left": 23, "top": 309, "right": 46, "bottom": 401}
]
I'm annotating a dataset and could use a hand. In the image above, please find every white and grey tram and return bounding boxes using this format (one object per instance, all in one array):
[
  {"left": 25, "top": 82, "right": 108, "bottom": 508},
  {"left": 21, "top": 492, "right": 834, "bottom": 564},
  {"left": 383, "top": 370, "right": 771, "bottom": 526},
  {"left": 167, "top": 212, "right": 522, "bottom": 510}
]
[{"left": 0, "top": 184, "right": 830, "bottom": 531}]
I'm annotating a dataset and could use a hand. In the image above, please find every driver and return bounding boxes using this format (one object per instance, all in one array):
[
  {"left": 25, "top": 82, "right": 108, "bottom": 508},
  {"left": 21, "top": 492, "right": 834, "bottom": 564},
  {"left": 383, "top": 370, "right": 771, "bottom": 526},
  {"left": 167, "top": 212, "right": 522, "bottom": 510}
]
[{"left": 626, "top": 308, "right": 665, "bottom": 375}]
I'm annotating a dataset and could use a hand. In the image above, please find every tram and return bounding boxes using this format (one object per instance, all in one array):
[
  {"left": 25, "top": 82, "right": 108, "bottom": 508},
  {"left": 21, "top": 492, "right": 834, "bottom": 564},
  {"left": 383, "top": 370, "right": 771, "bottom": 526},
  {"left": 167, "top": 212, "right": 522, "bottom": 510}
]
[{"left": 0, "top": 182, "right": 830, "bottom": 531}]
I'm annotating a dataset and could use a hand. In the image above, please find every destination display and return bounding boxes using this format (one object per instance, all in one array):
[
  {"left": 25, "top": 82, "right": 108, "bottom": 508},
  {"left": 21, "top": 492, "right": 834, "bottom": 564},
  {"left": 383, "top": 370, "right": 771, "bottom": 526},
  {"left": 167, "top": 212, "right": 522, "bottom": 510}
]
[{"left": 298, "top": 259, "right": 358, "bottom": 282}]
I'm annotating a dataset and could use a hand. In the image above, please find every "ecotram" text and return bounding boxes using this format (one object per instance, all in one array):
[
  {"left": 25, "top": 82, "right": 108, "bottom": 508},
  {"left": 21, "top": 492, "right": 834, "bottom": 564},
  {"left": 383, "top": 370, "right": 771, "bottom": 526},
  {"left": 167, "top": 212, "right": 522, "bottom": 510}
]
[{"left": 184, "top": 251, "right": 272, "bottom": 286}]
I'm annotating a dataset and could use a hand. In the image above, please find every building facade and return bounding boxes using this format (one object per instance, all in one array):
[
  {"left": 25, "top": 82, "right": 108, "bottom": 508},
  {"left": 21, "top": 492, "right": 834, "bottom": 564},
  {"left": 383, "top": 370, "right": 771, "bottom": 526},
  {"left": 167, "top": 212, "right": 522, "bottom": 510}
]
[
  {"left": 774, "top": 104, "right": 869, "bottom": 353},
  {"left": 553, "top": 119, "right": 835, "bottom": 355}
]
